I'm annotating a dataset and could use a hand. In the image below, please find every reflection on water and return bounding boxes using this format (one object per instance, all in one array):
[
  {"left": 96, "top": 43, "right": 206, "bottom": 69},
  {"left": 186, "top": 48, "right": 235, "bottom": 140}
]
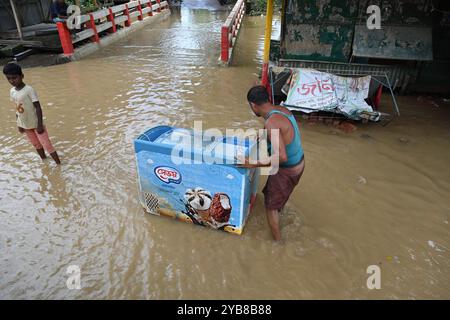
[{"left": 0, "top": 8, "right": 449, "bottom": 299}]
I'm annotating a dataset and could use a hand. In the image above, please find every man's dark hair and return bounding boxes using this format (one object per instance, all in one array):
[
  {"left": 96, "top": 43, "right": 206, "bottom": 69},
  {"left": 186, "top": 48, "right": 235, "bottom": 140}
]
[
  {"left": 3, "top": 63, "right": 23, "bottom": 76},
  {"left": 247, "top": 85, "right": 269, "bottom": 105}
]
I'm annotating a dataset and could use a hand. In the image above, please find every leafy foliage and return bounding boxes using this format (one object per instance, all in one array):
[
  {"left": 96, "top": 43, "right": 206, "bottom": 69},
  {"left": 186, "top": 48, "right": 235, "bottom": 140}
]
[{"left": 247, "top": 0, "right": 281, "bottom": 16}]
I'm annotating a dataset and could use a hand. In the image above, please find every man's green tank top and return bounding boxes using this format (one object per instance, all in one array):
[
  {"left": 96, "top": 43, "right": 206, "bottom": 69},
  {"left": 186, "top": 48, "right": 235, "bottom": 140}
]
[{"left": 265, "top": 110, "right": 304, "bottom": 167}]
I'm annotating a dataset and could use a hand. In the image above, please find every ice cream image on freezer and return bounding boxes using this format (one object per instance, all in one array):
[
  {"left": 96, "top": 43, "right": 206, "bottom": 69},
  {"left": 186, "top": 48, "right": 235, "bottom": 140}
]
[
  {"left": 134, "top": 125, "right": 260, "bottom": 235},
  {"left": 184, "top": 187, "right": 212, "bottom": 222},
  {"left": 210, "top": 193, "right": 232, "bottom": 223}
]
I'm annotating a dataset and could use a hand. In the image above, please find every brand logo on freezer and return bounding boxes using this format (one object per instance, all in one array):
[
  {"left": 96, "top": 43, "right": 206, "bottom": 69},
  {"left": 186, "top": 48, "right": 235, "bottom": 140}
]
[{"left": 154, "top": 166, "right": 182, "bottom": 184}]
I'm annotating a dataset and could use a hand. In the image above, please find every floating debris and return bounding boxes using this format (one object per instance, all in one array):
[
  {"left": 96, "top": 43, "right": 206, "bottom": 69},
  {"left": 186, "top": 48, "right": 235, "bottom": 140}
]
[
  {"left": 398, "top": 137, "right": 410, "bottom": 144},
  {"left": 357, "top": 176, "right": 367, "bottom": 184},
  {"left": 428, "top": 240, "right": 436, "bottom": 248},
  {"left": 336, "top": 121, "right": 357, "bottom": 133},
  {"left": 360, "top": 133, "right": 373, "bottom": 139}
]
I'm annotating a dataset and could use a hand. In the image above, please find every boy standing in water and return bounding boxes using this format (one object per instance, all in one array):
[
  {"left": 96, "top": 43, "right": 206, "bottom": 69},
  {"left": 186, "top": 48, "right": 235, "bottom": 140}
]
[{"left": 3, "top": 63, "right": 61, "bottom": 164}]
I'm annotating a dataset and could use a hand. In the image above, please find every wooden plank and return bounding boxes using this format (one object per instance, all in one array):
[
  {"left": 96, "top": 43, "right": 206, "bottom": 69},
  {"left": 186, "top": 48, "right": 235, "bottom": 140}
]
[
  {"left": 114, "top": 15, "right": 128, "bottom": 24},
  {"left": 140, "top": 0, "right": 150, "bottom": 4},
  {"left": 14, "top": 48, "right": 35, "bottom": 61},
  {"left": 130, "top": 11, "right": 140, "bottom": 18},
  {"left": 160, "top": 1, "right": 168, "bottom": 7},
  {"left": 96, "top": 21, "right": 113, "bottom": 33},
  {"left": 72, "top": 29, "right": 95, "bottom": 43},
  {"left": 92, "top": 9, "right": 109, "bottom": 20},
  {"left": 128, "top": 1, "right": 139, "bottom": 9},
  {"left": 0, "top": 39, "right": 43, "bottom": 46},
  {"left": 111, "top": 4, "right": 126, "bottom": 13},
  {"left": 142, "top": 7, "right": 150, "bottom": 15},
  {"left": 79, "top": 15, "right": 91, "bottom": 24},
  {"left": 0, "top": 44, "right": 24, "bottom": 57},
  {"left": 151, "top": 4, "right": 159, "bottom": 11}
]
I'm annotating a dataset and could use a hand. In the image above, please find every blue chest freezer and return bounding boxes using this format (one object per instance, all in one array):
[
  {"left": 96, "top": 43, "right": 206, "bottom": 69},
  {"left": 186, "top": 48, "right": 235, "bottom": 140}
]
[{"left": 134, "top": 126, "right": 260, "bottom": 235}]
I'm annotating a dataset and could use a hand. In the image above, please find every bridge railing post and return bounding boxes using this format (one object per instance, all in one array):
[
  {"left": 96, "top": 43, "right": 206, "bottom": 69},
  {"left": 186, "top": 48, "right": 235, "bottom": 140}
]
[
  {"left": 147, "top": 1, "right": 153, "bottom": 16},
  {"left": 156, "top": 0, "right": 161, "bottom": 12},
  {"left": 137, "top": 1, "right": 144, "bottom": 20},
  {"left": 125, "top": 4, "right": 132, "bottom": 26},
  {"left": 107, "top": 8, "right": 117, "bottom": 33},
  {"left": 220, "top": 0, "right": 245, "bottom": 65},
  {"left": 221, "top": 25, "right": 230, "bottom": 63},
  {"left": 56, "top": 22, "right": 74, "bottom": 56},
  {"left": 88, "top": 14, "right": 100, "bottom": 42}
]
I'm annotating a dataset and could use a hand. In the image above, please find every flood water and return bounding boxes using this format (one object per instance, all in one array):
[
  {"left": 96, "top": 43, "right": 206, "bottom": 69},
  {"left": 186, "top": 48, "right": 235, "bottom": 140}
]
[{"left": 0, "top": 5, "right": 449, "bottom": 299}]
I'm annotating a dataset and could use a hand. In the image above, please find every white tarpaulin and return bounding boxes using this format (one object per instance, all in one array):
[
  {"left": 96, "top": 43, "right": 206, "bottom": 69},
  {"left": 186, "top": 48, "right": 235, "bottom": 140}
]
[{"left": 283, "top": 68, "right": 374, "bottom": 120}]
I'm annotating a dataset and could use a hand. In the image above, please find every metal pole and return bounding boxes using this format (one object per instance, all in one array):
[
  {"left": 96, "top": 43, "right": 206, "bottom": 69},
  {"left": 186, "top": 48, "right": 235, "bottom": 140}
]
[
  {"left": 261, "top": 0, "right": 273, "bottom": 87},
  {"left": 9, "top": 0, "right": 23, "bottom": 40},
  {"left": 385, "top": 73, "right": 400, "bottom": 116},
  {"left": 269, "top": 67, "right": 275, "bottom": 103}
]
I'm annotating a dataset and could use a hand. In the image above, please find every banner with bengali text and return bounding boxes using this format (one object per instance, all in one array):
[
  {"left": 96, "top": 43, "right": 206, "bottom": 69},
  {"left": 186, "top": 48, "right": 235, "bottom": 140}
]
[{"left": 284, "top": 68, "right": 373, "bottom": 120}]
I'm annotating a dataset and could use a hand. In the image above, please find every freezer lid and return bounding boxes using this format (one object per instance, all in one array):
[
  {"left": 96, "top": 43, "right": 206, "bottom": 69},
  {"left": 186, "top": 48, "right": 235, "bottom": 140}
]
[
  {"left": 153, "top": 127, "right": 193, "bottom": 146},
  {"left": 154, "top": 128, "right": 256, "bottom": 163},
  {"left": 137, "top": 125, "right": 173, "bottom": 142}
]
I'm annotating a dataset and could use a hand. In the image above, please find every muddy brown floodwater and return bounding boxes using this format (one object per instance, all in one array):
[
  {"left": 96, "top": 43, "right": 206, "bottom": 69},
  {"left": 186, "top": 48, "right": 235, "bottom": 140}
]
[{"left": 0, "top": 6, "right": 449, "bottom": 299}]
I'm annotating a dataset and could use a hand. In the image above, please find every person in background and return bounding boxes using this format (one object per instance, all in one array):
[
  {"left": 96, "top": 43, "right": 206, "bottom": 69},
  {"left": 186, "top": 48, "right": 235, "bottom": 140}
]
[
  {"left": 240, "top": 85, "right": 305, "bottom": 241},
  {"left": 50, "top": 0, "right": 69, "bottom": 23},
  {"left": 3, "top": 63, "right": 61, "bottom": 165}
]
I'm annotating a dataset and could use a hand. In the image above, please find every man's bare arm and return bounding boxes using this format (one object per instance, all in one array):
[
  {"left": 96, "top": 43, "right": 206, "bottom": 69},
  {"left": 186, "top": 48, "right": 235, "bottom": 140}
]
[{"left": 237, "top": 116, "right": 288, "bottom": 168}]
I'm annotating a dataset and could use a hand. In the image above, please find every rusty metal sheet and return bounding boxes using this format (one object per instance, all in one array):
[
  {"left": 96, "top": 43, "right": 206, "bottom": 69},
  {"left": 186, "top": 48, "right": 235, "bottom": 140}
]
[
  {"left": 352, "top": 24, "right": 433, "bottom": 61},
  {"left": 358, "top": 0, "right": 433, "bottom": 26},
  {"left": 284, "top": 24, "right": 354, "bottom": 62},
  {"left": 282, "top": 0, "right": 358, "bottom": 62},
  {"left": 286, "top": 0, "right": 358, "bottom": 24}
]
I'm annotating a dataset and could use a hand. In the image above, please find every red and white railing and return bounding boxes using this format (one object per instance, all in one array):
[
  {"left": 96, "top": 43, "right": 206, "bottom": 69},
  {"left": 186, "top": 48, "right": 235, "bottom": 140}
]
[
  {"left": 57, "top": 0, "right": 169, "bottom": 56},
  {"left": 220, "top": 0, "right": 245, "bottom": 65}
]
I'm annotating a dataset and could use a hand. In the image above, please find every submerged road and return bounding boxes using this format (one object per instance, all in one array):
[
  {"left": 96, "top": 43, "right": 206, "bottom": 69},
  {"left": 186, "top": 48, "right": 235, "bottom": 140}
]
[{"left": 0, "top": 1, "right": 449, "bottom": 299}]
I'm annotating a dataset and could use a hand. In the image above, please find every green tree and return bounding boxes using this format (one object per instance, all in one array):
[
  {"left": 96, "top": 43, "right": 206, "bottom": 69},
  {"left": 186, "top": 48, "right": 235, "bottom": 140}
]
[{"left": 247, "top": 0, "right": 281, "bottom": 16}]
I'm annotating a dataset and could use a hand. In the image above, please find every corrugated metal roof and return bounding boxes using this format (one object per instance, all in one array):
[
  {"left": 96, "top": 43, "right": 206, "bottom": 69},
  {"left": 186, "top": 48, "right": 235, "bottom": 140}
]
[{"left": 0, "top": 0, "right": 52, "bottom": 33}]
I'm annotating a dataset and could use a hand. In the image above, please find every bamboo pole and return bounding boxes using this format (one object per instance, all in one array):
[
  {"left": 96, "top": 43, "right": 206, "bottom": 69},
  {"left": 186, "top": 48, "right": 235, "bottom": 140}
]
[{"left": 9, "top": 0, "right": 23, "bottom": 40}]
